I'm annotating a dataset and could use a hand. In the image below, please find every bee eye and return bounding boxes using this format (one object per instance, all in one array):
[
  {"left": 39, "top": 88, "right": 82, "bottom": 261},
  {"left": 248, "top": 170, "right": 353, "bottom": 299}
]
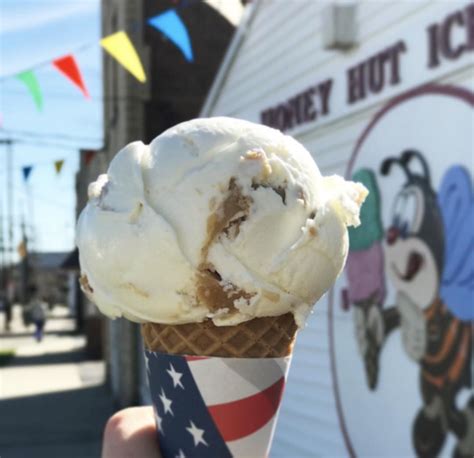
[
  {"left": 391, "top": 187, "right": 423, "bottom": 237},
  {"left": 391, "top": 198, "right": 403, "bottom": 229}
]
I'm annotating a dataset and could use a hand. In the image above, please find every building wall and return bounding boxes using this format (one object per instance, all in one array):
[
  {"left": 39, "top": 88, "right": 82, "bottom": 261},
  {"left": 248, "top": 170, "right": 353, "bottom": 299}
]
[
  {"left": 204, "top": 1, "right": 473, "bottom": 456},
  {"left": 102, "top": 0, "right": 147, "bottom": 160},
  {"left": 33, "top": 268, "right": 68, "bottom": 305},
  {"left": 74, "top": 149, "right": 109, "bottom": 354},
  {"left": 25, "top": 252, "right": 71, "bottom": 306},
  {"left": 142, "top": 0, "right": 240, "bottom": 143},
  {"left": 76, "top": 149, "right": 108, "bottom": 220}
]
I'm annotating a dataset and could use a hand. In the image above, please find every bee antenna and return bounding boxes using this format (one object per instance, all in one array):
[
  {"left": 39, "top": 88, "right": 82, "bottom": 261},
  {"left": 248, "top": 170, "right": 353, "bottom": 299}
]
[
  {"left": 400, "top": 149, "right": 431, "bottom": 184},
  {"left": 380, "top": 156, "right": 412, "bottom": 180}
]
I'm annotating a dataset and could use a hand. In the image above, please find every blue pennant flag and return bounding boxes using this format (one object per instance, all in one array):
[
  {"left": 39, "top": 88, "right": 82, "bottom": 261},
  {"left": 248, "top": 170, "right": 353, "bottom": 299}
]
[
  {"left": 22, "top": 166, "right": 33, "bottom": 182},
  {"left": 148, "top": 9, "right": 194, "bottom": 62}
]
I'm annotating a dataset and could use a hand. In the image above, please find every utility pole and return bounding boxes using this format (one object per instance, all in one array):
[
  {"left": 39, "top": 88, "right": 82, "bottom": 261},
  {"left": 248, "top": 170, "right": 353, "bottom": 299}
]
[
  {"left": 0, "top": 138, "right": 14, "bottom": 328},
  {"left": 19, "top": 217, "right": 29, "bottom": 303},
  {"left": 0, "top": 199, "right": 4, "bottom": 295},
  {"left": 0, "top": 139, "right": 14, "bottom": 268}
]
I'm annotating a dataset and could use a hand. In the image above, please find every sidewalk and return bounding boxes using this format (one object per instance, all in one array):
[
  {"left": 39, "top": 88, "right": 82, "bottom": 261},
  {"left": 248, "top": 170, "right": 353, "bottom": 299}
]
[{"left": 0, "top": 306, "right": 115, "bottom": 457}]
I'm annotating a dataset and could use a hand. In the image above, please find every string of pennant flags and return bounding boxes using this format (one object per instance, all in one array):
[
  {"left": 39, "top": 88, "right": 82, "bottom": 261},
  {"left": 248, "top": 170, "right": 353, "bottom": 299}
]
[
  {"left": 1, "top": 4, "right": 200, "bottom": 262},
  {"left": 22, "top": 158, "right": 66, "bottom": 182},
  {"left": 5, "top": 7, "right": 194, "bottom": 112},
  {"left": 5, "top": 4, "right": 197, "bottom": 186},
  {"left": 20, "top": 150, "right": 97, "bottom": 183}
]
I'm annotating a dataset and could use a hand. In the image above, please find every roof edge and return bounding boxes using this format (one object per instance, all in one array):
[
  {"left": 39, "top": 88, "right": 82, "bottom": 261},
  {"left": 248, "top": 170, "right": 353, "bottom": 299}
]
[{"left": 200, "top": 0, "right": 261, "bottom": 117}]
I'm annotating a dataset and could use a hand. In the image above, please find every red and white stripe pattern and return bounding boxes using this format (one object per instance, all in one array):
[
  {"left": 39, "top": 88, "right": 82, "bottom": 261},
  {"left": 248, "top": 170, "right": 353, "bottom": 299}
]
[{"left": 186, "top": 355, "right": 291, "bottom": 457}]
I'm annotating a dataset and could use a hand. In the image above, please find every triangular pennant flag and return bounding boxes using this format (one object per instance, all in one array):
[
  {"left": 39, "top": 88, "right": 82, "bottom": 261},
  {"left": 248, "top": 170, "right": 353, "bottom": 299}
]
[
  {"left": 54, "top": 159, "right": 65, "bottom": 174},
  {"left": 148, "top": 9, "right": 193, "bottom": 62},
  {"left": 100, "top": 31, "right": 146, "bottom": 82},
  {"left": 17, "top": 71, "right": 43, "bottom": 111},
  {"left": 84, "top": 150, "right": 96, "bottom": 166},
  {"left": 22, "top": 165, "right": 33, "bottom": 182},
  {"left": 52, "top": 55, "right": 89, "bottom": 98},
  {"left": 17, "top": 240, "right": 27, "bottom": 259}
]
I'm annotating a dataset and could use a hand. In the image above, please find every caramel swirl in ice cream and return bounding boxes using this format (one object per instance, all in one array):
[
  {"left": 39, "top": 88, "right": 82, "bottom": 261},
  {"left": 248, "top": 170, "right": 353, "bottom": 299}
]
[{"left": 197, "top": 178, "right": 254, "bottom": 312}]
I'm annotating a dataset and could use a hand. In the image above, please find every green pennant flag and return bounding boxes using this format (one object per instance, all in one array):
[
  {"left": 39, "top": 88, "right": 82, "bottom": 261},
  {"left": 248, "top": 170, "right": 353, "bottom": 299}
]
[{"left": 17, "top": 71, "right": 43, "bottom": 111}]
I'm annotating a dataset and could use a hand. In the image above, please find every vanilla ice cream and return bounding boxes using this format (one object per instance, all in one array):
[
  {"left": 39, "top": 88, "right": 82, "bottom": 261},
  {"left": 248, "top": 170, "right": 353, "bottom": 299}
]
[{"left": 76, "top": 117, "right": 367, "bottom": 327}]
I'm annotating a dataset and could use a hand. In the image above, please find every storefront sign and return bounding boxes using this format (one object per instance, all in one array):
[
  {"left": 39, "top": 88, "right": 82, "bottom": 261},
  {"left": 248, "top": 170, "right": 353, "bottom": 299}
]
[
  {"left": 260, "top": 3, "right": 474, "bottom": 132},
  {"left": 346, "top": 41, "right": 406, "bottom": 104},
  {"left": 260, "top": 80, "right": 332, "bottom": 132}
]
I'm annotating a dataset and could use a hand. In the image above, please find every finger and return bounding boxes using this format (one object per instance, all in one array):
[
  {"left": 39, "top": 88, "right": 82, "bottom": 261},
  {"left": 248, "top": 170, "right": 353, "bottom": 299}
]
[{"left": 102, "top": 406, "right": 161, "bottom": 458}]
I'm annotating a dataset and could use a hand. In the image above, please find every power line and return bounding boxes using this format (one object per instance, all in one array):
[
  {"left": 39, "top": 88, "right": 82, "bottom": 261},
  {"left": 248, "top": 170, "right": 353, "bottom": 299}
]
[
  {"left": 16, "top": 158, "right": 72, "bottom": 168},
  {"left": 0, "top": 42, "right": 97, "bottom": 80},
  {"left": 0, "top": 87, "right": 141, "bottom": 101},
  {"left": 0, "top": 160, "right": 72, "bottom": 175},
  {"left": 0, "top": 0, "right": 203, "bottom": 81},
  {"left": 0, "top": 137, "right": 101, "bottom": 150},
  {"left": 9, "top": 182, "right": 73, "bottom": 210},
  {"left": 2, "top": 87, "right": 103, "bottom": 101},
  {"left": 0, "top": 128, "right": 102, "bottom": 143}
]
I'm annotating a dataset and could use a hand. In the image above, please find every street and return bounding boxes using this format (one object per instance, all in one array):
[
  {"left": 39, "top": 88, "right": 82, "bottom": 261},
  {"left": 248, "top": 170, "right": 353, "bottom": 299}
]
[{"left": 0, "top": 305, "right": 115, "bottom": 457}]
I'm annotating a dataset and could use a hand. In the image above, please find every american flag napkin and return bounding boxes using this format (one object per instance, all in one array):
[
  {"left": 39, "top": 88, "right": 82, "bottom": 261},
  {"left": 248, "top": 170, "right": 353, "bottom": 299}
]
[{"left": 145, "top": 350, "right": 291, "bottom": 458}]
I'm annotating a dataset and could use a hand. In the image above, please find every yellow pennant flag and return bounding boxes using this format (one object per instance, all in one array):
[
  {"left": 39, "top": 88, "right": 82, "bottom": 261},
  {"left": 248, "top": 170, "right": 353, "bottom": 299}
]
[
  {"left": 54, "top": 159, "right": 65, "bottom": 174},
  {"left": 100, "top": 31, "right": 146, "bottom": 83}
]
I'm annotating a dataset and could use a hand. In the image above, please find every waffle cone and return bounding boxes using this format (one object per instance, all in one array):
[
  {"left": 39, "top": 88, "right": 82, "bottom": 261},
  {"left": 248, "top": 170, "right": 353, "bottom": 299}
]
[{"left": 141, "top": 313, "right": 297, "bottom": 358}]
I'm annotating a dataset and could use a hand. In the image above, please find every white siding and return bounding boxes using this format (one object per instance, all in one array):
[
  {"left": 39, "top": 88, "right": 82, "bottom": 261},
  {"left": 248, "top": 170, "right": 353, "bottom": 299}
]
[
  {"left": 212, "top": 1, "right": 451, "bottom": 119},
  {"left": 205, "top": 1, "right": 474, "bottom": 456}
]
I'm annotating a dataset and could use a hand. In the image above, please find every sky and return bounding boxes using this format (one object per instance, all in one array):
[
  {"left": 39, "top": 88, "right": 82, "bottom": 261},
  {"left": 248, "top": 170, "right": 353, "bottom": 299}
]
[{"left": 0, "top": 0, "right": 104, "bottom": 258}]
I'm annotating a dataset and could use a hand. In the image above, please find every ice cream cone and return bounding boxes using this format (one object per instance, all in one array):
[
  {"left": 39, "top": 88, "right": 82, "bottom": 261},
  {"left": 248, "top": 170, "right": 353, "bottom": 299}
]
[
  {"left": 143, "top": 315, "right": 296, "bottom": 457},
  {"left": 141, "top": 312, "right": 298, "bottom": 358}
]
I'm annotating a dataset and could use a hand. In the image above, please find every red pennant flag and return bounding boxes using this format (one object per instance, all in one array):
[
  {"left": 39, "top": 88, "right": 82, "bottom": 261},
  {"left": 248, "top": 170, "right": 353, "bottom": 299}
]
[
  {"left": 52, "top": 54, "right": 89, "bottom": 98},
  {"left": 84, "top": 150, "right": 96, "bottom": 166}
]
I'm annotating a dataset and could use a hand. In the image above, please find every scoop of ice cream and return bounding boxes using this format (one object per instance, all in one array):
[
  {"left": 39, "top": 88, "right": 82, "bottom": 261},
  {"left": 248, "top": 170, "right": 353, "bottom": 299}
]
[{"left": 76, "top": 117, "right": 367, "bottom": 327}]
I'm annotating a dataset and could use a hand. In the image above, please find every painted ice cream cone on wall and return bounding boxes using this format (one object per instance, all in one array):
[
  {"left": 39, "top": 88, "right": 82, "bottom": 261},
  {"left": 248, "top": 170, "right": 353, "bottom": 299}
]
[
  {"left": 76, "top": 118, "right": 367, "bottom": 457},
  {"left": 343, "top": 168, "right": 386, "bottom": 389}
]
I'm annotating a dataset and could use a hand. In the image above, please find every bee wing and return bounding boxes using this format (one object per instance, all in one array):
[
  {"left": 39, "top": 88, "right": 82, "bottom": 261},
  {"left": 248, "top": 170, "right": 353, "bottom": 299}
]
[{"left": 438, "top": 165, "right": 474, "bottom": 321}]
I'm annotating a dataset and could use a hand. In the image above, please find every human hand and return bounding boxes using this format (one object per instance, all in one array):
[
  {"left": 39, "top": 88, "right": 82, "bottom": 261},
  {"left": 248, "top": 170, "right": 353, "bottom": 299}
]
[{"left": 102, "top": 406, "right": 161, "bottom": 458}]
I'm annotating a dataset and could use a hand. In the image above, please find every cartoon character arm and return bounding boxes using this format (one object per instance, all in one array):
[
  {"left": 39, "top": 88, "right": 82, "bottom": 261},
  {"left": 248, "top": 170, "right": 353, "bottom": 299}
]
[{"left": 354, "top": 302, "right": 400, "bottom": 390}]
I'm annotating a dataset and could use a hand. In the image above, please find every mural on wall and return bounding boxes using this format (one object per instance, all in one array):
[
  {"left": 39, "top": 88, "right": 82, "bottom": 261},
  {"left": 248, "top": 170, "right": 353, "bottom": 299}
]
[
  {"left": 348, "top": 155, "right": 473, "bottom": 457},
  {"left": 330, "top": 85, "right": 474, "bottom": 458}
]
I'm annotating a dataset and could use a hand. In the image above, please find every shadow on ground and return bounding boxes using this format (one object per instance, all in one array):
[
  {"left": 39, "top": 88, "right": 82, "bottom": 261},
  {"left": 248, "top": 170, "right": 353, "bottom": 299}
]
[
  {"left": 0, "top": 384, "right": 114, "bottom": 458},
  {"left": 0, "top": 317, "right": 115, "bottom": 458}
]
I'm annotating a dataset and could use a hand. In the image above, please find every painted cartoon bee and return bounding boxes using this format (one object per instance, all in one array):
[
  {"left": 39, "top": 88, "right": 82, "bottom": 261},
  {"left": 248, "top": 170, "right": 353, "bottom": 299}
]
[{"left": 349, "top": 150, "right": 473, "bottom": 457}]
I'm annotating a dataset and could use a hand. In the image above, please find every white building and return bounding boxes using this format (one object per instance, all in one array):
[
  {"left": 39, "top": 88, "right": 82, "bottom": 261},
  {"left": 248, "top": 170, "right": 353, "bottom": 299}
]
[{"left": 202, "top": 1, "right": 474, "bottom": 456}]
